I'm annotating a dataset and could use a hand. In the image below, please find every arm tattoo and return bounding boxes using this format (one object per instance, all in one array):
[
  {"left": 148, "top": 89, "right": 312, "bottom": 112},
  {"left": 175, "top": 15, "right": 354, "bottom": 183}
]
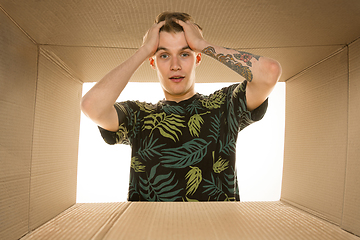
[{"left": 202, "top": 46, "right": 261, "bottom": 82}]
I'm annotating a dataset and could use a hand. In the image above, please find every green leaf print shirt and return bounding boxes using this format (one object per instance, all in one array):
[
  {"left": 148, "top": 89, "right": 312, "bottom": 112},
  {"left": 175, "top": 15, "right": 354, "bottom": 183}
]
[{"left": 99, "top": 81, "right": 268, "bottom": 202}]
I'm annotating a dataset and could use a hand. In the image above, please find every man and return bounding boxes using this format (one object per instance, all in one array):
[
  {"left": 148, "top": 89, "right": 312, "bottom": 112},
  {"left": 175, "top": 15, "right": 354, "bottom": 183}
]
[{"left": 81, "top": 12, "right": 281, "bottom": 201}]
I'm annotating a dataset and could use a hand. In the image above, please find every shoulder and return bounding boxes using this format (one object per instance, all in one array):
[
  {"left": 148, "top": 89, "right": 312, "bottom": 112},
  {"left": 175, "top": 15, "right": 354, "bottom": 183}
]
[{"left": 114, "top": 100, "right": 159, "bottom": 114}]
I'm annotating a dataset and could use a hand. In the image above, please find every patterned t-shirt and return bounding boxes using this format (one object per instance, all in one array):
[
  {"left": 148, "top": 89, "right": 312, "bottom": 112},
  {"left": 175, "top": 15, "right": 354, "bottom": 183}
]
[{"left": 99, "top": 81, "right": 268, "bottom": 202}]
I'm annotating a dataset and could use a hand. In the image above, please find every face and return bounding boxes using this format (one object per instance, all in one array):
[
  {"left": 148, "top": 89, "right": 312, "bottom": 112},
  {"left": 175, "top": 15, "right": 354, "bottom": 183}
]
[{"left": 150, "top": 31, "right": 201, "bottom": 102}]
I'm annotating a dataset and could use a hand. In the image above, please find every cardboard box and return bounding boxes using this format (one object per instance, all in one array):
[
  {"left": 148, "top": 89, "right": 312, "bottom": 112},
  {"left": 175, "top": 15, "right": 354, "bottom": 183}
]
[
  {"left": 0, "top": 1, "right": 359, "bottom": 239},
  {"left": 19, "top": 202, "right": 360, "bottom": 240}
]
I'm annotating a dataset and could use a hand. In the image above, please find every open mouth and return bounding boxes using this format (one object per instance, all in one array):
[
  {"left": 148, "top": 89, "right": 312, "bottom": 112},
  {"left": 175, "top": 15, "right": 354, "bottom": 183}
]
[{"left": 169, "top": 76, "right": 185, "bottom": 83}]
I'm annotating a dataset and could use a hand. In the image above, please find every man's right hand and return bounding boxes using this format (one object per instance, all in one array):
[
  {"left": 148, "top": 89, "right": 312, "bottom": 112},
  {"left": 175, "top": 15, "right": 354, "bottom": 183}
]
[{"left": 141, "top": 21, "right": 165, "bottom": 58}]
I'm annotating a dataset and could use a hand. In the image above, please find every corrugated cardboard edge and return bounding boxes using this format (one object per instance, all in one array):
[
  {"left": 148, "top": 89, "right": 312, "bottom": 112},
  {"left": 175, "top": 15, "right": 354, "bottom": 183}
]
[
  {"left": 280, "top": 198, "right": 339, "bottom": 225},
  {"left": 0, "top": 5, "right": 38, "bottom": 240},
  {"left": 285, "top": 45, "right": 347, "bottom": 83},
  {"left": 21, "top": 202, "right": 131, "bottom": 239},
  {"left": 20, "top": 201, "right": 360, "bottom": 240},
  {"left": 20, "top": 203, "right": 77, "bottom": 239},
  {"left": 281, "top": 38, "right": 360, "bottom": 238},
  {"left": 102, "top": 201, "right": 360, "bottom": 240},
  {"left": 27, "top": 46, "right": 82, "bottom": 230},
  {"left": 281, "top": 48, "right": 348, "bottom": 225},
  {"left": 39, "top": 47, "right": 83, "bottom": 84},
  {"left": 341, "top": 37, "right": 360, "bottom": 237},
  {"left": 90, "top": 202, "right": 132, "bottom": 240},
  {"left": 0, "top": 4, "right": 37, "bottom": 44}
]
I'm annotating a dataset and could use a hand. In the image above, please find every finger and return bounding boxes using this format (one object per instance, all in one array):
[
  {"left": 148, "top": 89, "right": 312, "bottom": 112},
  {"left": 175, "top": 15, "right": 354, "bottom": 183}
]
[
  {"left": 154, "top": 20, "right": 165, "bottom": 29},
  {"left": 173, "top": 18, "right": 181, "bottom": 24},
  {"left": 158, "top": 20, "right": 165, "bottom": 26},
  {"left": 175, "top": 19, "right": 195, "bottom": 26},
  {"left": 175, "top": 19, "right": 200, "bottom": 33},
  {"left": 143, "top": 21, "right": 165, "bottom": 41},
  {"left": 173, "top": 18, "right": 189, "bottom": 27}
]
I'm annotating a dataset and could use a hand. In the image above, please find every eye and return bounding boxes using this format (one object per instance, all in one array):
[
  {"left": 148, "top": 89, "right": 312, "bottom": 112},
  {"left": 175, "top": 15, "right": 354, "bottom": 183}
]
[
  {"left": 181, "top": 52, "right": 190, "bottom": 57},
  {"left": 159, "top": 53, "right": 169, "bottom": 59}
]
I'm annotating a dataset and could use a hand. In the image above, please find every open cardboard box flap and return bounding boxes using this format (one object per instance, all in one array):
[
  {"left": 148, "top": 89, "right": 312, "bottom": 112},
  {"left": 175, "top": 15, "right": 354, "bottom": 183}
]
[{"left": 20, "top": 202, "right": 360, "bottom": 240}]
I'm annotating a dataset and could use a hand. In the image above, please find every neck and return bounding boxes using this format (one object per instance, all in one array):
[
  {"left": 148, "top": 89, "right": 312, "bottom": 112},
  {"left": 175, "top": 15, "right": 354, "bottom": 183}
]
[{"left": 163, "top": 90, "right": 196, "bottom": 103}]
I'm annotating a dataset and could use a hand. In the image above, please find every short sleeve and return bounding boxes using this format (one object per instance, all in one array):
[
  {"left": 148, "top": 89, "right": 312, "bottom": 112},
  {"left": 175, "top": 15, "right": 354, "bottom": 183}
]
[
  {"left": 240, "top": 80, "right": 268, "bottom": 122},
  {"left": 226, "top": 80, "right": 268, "bottom": 132},
  {"left": 98, "top": 101, "right": 134, "bottom": 145},
  {"left": 249, "top": 97, "right": 268, "bottom": 122}
]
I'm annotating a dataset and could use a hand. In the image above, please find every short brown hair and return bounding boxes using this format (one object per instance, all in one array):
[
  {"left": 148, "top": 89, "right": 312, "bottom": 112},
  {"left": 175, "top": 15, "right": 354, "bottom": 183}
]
[{"left": 155, "top": 12, "right": 202, "bottom": 33}]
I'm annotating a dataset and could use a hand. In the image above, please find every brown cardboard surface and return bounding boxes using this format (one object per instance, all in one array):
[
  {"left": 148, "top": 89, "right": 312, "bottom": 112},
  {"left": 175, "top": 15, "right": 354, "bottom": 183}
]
[
  {"left": 1, "top": 1, "right": 360, "bottom": 239},
  {"left": 21, "top": 202, "right": 359, "bottom": 240},
  {"left": 342, "top": 39, "right": 360, "bottom": 236},
  {"left": 282, "top": 49, "right": 349, "bottom": 224},
  {"left": 3, "top": 0, "right": 359, "bottom": 47},
  {"left": 105, "top": 202, "right": 359, "bottom": 240},
  {"left": 1, "top": 0, "right": 360, "bottom": 83},
  {"left": 41, "top": 44, "right": 342, "bottom": 83},
  {"left": 0, "top": 8, "right": 37, "bottom": 240},
  {"left": 28, "top": 50, "right": 82, "bottom": 230},
  {"left": 21, "top": 202, "right": 130, "bottom": 240}
]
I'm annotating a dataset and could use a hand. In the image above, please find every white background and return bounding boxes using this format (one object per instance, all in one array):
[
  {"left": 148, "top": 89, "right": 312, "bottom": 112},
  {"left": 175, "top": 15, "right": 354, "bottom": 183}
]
[{"left": 76, "top": 82, "right": 285, "bottom": 202}]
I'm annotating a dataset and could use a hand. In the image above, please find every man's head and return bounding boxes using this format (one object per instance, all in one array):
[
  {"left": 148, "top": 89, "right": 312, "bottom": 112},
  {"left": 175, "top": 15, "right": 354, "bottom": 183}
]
[
  {"left": 150, "top": 12, "right": 202, "bottom": 102},
  {"left": 155, "top": 12, "right": 202, "bottom": 34}
]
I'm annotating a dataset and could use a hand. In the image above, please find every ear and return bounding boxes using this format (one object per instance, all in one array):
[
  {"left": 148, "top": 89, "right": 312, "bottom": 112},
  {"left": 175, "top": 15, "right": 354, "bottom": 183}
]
[
  {"left": 149, "top": 57, "right": 156, "bottom": 70},
  {"left": 195, "top": 53, "right": 202, "bottom": 66}
]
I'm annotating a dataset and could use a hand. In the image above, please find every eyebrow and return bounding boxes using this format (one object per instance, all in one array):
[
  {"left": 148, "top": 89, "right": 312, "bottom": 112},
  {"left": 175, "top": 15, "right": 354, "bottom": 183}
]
[{"left": 155, "top": 46, "right": 192, "bottom": 53}]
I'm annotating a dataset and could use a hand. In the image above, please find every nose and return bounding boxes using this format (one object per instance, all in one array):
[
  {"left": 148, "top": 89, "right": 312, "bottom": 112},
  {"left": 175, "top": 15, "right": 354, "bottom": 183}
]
[{"left": 170, "top": 56, "right": 181, "bottom": 71}]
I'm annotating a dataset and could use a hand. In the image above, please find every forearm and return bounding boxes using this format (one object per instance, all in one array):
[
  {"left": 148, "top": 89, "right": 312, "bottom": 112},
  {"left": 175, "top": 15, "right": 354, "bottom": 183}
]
[
  {"left": 176, "top": 19, "right": 279, "bottom": 85},
  {"left": 81, "top": 46, "right": 149, "bottom": 122},
  {"left": 201, "top": 44, "right": 281, "bottom": 110},
  {"left": 176, "top": 19, "right": 281, "bottom": 110},
  {"left": 81, "top": 21, "right": 165, "bottom": 130},
  {"left": 201, "top": 44, "right": 264, "bottom": 82}
]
